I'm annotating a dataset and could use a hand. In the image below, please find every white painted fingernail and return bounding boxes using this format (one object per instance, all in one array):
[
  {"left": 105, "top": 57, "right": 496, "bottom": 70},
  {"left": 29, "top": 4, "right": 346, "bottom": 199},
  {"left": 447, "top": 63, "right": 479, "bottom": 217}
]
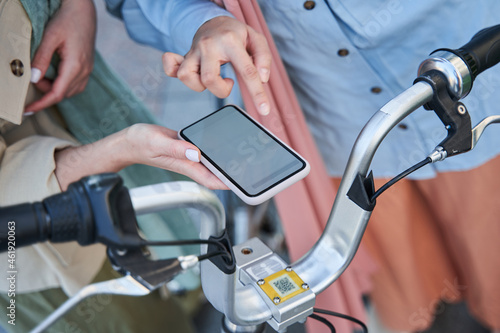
[
  {"left": 185, "top": 149, "right": 200, "bottom": 162},
  {"left": 259, "top": 102, "right": 270, "bottom": 116},
  {"left": 31, "top": 68, "right": 41, "bottom": 83},
  {"left": 259, "top": 68, "right": 270, "bottom": 82},
  {"left": 24, "top": 111, "right": 35, "bottom": 116}
]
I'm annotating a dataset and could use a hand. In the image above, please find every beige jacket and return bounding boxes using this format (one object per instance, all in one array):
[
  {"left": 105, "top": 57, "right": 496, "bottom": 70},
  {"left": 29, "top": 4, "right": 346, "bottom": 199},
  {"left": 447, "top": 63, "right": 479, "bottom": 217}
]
[{"left": 0, "top": 0, "right": 106, "bottom": 296}]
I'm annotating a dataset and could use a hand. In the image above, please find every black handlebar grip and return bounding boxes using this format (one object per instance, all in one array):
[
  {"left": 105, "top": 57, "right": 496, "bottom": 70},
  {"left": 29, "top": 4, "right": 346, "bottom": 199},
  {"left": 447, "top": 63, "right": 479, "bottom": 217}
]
[
  {"left": 42, "top": 191, "right": 81, "bottom": 243},
  {"left": 0, "top": 203, "right": 50, "bottom": 251},
  {"left": 42, "top": 182, "right": 94, "bottom": 245},
  {"left": 454, "top": 24, "right": 500, "bottom": 79}
]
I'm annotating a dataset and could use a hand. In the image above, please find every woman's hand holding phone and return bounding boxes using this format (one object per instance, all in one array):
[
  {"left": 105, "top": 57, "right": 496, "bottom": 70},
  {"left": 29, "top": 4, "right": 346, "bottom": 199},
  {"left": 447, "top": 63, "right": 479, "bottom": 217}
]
[{"left": 54, "top": 124, "right": 228, "bottom": 191}]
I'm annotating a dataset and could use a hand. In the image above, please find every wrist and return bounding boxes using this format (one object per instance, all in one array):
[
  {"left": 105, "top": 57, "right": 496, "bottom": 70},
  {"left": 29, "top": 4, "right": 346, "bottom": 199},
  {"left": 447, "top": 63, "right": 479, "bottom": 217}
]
[
  {"left": 169, "top": 1, "right": 234, "bottom": 54},
  {"left": 54, "top": 129, "right": 131, "bottom": 190},
  {"left": 99, "top": 128, "right": 133, "bottom": 171}
]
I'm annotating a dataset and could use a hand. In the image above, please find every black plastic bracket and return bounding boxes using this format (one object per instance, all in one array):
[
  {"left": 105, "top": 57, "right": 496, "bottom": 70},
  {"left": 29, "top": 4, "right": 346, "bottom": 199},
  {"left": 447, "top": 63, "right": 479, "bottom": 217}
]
[
  {"left": 207, "top": 230, "right": 235, "bottom": 274},
  {"left": 414, "top": 70, "right": 472, "bottom": 157},
  {"left": 347, "top": 171, "right": 376, "bottom": 211}
]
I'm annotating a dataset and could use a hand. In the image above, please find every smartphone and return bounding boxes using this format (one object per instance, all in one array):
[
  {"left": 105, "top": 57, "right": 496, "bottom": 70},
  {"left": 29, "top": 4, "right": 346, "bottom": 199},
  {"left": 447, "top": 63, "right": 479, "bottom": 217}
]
[{"left": 179, "top": 105, "right": 310, "bottom": 205}]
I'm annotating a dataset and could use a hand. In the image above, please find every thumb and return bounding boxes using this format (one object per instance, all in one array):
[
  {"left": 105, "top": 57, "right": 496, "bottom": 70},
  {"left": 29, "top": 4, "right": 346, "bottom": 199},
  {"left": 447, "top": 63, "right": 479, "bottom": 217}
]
[
  {"left": 179, "top": 141, "right": 201, "bottom": 162},
  {"left": 185, "top": 147, "right": 201, "bottom": 162},
  {"left": 162, "top": 52, "right": 185, "bottom": 78},
  {"left": 31, "top": 32, "right": 60, "bottom": 83},
  {"left": 159, "top": 132, "right": 201, "bottom": 162}
]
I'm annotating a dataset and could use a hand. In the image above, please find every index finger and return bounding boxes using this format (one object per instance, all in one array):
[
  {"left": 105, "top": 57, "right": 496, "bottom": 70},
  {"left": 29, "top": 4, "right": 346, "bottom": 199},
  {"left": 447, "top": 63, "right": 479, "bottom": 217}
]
[{"left": 227, "top": 47, "right": 270, "bottom": 116}]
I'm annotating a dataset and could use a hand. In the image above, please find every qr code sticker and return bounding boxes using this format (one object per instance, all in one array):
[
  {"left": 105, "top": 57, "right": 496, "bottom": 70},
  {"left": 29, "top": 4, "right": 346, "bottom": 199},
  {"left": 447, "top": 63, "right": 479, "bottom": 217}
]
[{"left": 271, "top": 275, "right": 298, "bottom": 297}]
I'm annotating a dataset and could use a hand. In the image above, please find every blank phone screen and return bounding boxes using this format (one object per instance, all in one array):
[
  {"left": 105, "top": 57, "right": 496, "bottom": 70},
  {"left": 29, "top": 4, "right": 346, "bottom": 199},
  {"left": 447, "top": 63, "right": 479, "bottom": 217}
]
[{"left": 180, "top": 106, "right": 306, "bottom": 196}]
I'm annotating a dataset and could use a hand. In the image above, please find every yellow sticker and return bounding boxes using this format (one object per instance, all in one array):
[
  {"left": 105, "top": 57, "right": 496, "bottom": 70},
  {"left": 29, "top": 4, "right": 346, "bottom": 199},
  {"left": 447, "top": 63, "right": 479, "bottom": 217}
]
[{"left": 258, "top": 269, "right": 307, "bottom": 304}]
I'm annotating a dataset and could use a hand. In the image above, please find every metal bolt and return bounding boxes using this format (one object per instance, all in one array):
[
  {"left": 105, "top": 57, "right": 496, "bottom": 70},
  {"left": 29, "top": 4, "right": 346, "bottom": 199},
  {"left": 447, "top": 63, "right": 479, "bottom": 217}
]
[
  {"left": 285, "top": 266, "right": 292, "bottom": 272},
  {"left": 273, "top": 297, "right": 281, "bottom": 304},
  {"left": 241, "top": 248, "right": 253, "bottom": 255},
  {"left": 257, "top": 279, "right": 265, "bottom": 286},
  {"left": 302, "top": 283, "right": 309, "bottom": 290},
  {"left": 457, "top": 104, "right": 467, "bottom": 115}
]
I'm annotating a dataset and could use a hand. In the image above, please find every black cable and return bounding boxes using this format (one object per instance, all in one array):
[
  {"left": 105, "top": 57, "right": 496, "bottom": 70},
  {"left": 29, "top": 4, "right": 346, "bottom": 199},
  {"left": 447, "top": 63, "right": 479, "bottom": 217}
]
[
  {"left": 119, "top": 238, "right": 234, "bottom": 264},
  {"left": 138, "top": 238, "right": 226, "bottom": 251},
  {"left": 371, "top": 157, "right": 432, "bottom": 201},
  {"left": 314, "top": 308, "right": 368, "bottom": 333},
  {"left": 141, "top": 239, "right": 233, "bottom": 263},
  {"left": 198, "top": 250, "right": 231, "bottom": 262},
  {"left": 309, "top": 314, "right": 336, "bottom": 333}
]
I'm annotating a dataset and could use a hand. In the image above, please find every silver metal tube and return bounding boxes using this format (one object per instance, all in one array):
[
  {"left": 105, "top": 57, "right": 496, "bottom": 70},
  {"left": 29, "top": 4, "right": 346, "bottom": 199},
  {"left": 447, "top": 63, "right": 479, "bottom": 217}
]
[
  {"left": 129, "top": 181, "right": 226, "bottom": 242},
  {"left": 201, "top": 259, "right": 273, "bottom": 326},
  {"left": 293, "top": 82, "right": 434, "bottom": 294},
  {"left": 222, "top": 316, "right": 266, "bottom": 332}
]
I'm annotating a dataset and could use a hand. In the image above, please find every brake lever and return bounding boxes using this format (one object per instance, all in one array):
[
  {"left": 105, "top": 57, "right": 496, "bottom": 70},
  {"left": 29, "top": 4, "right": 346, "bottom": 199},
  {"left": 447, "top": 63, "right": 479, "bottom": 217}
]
[
  {"left": 107, "top": 247, "right": 198, "bottom": 290},
  {"left": 471, "top": 115, "right": 500, "bottom": 149}
]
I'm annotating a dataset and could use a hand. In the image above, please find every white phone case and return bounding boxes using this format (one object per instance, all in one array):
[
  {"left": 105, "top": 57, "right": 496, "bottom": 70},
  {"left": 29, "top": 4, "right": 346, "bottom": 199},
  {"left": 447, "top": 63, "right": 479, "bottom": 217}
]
[{"left": 179, "top": 105, "right": 310, "bottom": 205}]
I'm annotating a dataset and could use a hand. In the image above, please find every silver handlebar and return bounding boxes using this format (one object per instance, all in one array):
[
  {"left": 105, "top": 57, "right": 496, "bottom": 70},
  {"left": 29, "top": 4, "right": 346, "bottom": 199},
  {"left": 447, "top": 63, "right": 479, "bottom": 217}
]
[{"left": 293, "top": 81, "right": 434, "bottom": 295}]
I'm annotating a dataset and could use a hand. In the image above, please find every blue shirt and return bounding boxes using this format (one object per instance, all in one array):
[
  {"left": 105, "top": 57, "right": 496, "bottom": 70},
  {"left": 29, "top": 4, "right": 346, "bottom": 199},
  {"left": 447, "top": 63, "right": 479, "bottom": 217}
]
[{"left": 106, "top": 0, "right": 500, "bottom": 179}]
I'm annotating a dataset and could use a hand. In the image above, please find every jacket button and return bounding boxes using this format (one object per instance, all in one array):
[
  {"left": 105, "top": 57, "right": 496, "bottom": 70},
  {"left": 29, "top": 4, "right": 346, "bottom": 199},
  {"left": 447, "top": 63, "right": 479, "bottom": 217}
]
[
  {"left": 338, "top": 49, "right": 349, "bottom": 57},
  {"left": 10, "top": 59, "right": 24, "bottom": 77},
  {"left": 371, "top": 86, "right": 382, "bottom": 94},
  {"left": 398, "top": 123, "right": 408, "bottom": 130},
  {"left": 304, "top": 1, "right": 316, "bottom": 10}
]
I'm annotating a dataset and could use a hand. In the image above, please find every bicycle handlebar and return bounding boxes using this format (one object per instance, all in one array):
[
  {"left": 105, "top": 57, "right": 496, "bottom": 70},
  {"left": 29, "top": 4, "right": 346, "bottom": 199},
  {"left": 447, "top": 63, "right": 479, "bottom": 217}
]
[
  {"left": 0, "top": 180, "right": 94, "bottom": 251},
  {"left": 0, "top": 173, "right": 140, "bottom": 252},
  {"left": 453, "top": 24, "right": 500, "bottom": 79},
  {"left": 419, "top": 24, "right": 500, "bottom": 99},
  {"left": 1, "top": 203, "right": 50, "bottom": 251}
]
